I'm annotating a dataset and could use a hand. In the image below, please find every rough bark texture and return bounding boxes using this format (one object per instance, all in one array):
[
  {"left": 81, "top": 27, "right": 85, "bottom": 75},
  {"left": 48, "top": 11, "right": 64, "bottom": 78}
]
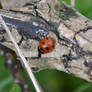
[
  {"left": 1, "top": 0, "right": 31, "bottom": 9},
  {"left": 0, "top": 0, "right": 92, "bottom": 83}
]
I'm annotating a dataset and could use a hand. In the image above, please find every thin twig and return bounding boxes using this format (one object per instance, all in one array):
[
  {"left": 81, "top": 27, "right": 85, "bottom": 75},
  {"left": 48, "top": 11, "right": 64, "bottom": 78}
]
[
  {"left": 0, "top": 16, "right": 42, "bottom": 92},
  {"left": 71, "top": 0, "right": 75, "bottom": 7}
]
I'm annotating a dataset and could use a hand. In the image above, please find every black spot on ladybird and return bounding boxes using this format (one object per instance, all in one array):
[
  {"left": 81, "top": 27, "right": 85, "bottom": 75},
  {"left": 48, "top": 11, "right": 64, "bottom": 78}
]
[
  {"left": 42, "top": 42, "right": 45, "bottom": 45},
  {"left": 52, "top": 45, "right": 55, "bottom": 48},
  {"left": 46, "top": 47, "right": 49, "bottom": 50}
]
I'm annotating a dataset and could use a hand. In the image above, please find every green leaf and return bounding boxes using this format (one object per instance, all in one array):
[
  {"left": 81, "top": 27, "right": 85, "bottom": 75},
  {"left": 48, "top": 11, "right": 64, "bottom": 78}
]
[
  {"left": 73, "top": 83, "right": 92, "bottom": 92},
  {"left": 10, "top": 84, "right": 21, "bottom": 92},
  {"left": 0, "top": 75, "right": 13, "bottom": 91},
  {"left": 75, "top": 0, "right": 92, "bottom": 19}
]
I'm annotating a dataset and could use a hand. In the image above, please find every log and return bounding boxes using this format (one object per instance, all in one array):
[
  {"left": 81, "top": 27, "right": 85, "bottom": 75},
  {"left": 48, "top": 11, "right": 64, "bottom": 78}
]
[{"left": 0, "top": 0, "right": 92, "bottom": 82}]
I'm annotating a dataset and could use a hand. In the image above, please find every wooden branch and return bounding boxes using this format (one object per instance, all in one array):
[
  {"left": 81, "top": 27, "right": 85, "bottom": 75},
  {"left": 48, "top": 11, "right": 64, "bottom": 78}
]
[{"left": 0, "top": 0, "right": 92, "bottom": 83}]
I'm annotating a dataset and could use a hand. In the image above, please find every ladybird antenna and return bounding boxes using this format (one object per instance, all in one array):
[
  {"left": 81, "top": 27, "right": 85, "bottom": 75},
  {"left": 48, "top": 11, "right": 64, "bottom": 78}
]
[{"left": 0, "top": 16, "right": 42, "bottom": 92}]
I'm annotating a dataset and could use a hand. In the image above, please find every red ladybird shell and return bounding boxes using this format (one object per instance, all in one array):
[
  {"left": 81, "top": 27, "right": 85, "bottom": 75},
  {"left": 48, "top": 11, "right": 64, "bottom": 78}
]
[{"left": 38, "top": 37, "right": 55, "bottom": 54}]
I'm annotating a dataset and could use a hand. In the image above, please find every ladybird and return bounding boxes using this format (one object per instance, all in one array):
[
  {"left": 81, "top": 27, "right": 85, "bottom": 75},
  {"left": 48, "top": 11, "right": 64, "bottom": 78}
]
[{"left": 38, "top": 37, "right": 56, "bottom": 58}]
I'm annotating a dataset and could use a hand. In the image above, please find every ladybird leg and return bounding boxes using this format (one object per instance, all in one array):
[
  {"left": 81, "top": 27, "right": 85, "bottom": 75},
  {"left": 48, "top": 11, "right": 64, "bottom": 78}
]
[
  {"left": 31, "top": 51, "right": 42, "bottom": 59},
  {"left": 38, "top": 47, "right": 43, "bottom": 58},
  {"left": 17, "top": 36, "right": 24, "bottom": 46},
  {"left": 38, "top": 52, "right": 41, "bottom": 58},
  {"left": 31, "top": 52, "right": 42, "bottom": 59}
]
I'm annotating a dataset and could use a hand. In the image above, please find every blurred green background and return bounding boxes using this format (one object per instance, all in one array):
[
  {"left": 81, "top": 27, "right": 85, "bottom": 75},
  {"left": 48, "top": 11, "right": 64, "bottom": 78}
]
[{"left": 0, "top": 0, "right": 92, "bottom": 92}]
